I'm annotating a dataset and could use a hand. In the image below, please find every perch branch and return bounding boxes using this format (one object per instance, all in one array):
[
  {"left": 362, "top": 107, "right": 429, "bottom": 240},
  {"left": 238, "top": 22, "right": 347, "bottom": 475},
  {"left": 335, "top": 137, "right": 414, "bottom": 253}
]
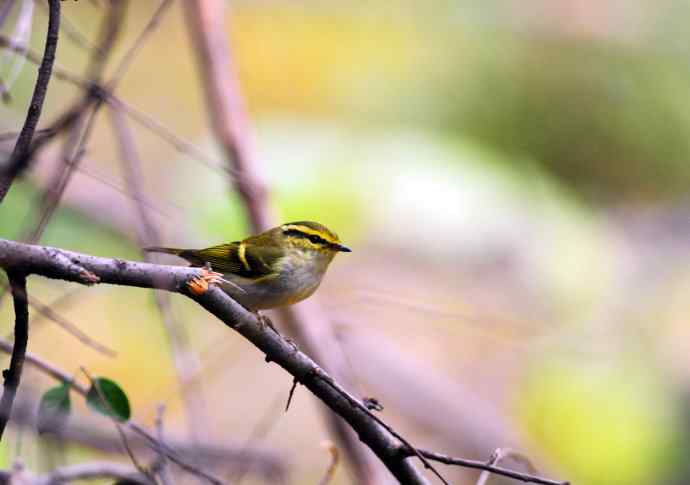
[
  {"left": 0, "top": 0, "right": 60, "bottom": 203},
  {"left": 183, "top": 3, "right": 388, "bottom": 483},
  {"left": 0, "top": 238, "right": 570, "bottom": 485},
  {"left": 0, "top": 239, "right": 425, "bottom": 483},
  {"left": 417, "top": 449, "right": 568, "bottom": 485}
]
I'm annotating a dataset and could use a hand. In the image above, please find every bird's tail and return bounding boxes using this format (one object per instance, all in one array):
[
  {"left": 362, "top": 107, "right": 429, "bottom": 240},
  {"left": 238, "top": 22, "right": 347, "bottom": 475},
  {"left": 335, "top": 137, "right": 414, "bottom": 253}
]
[
  {"left": 142, "top": 246, "right": 185, "bottom": 256},
  {"left": 143, "top": 247, "right": 205, "bottom": 266}
]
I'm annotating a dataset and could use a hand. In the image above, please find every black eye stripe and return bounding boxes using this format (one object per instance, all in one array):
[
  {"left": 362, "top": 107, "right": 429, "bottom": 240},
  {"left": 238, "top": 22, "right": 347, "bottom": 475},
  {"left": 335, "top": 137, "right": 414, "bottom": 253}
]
[{"left": 284, "top": 229, "right": 329, "bottom": 245}]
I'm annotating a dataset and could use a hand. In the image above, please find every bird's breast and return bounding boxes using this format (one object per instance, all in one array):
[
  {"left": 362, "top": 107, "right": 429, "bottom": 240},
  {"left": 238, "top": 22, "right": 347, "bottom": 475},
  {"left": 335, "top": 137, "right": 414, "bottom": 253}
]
[{"left": 221, "top": 250, "right": 332, "bottom": 310}]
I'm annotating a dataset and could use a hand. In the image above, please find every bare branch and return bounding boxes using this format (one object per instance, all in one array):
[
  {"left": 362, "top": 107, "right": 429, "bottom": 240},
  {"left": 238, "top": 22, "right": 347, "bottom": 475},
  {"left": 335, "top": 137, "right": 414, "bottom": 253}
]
[
  {"left": 0, "top": 337, "right": 230, "bottom": 485},
  {"left": 0, "top": 37, "right": 226, "bottom": 175},
  {"left": 0, "top": 239, "right": 429, "bottom": 484},
  {"left": 0, "top": 34, "right": 87, "bottom": 88},
  {"left": 80, "top": 367, "right": 154, "bottom": 482},
  {"left": 417, "top": 449, "right": 569, "bottom": 485},
  {"left": 8, "top": 392, "right": 286, "bottom": 481},
  {"left": 15, "top": 0, "right": 127, "bottom": 245},
  {"left": 36, "top": 0, "right": 100, "bottom": 54},
  {"left": 184, "top": 0, "right": 273, "bottom": 231},
  {"left": 183, "top": 3, "right": 391, "bottom": 483},
  {"left": 27, "top": 295, "right": 116, "bottom": 357},
  {"left": 476, "top": 448, "right": 538, "bottom": 485},
  {"left": 110, "top": 102, "right": 212, "bottom": 447},
  {"left": 110, "top": 0, "right": 174, "bottom": 85},
  {"left": 0, "top": 272, "right": 29, "bottom": 440},
  {"left": 0, "top": 0, "right": 60, "bottom": 203}
]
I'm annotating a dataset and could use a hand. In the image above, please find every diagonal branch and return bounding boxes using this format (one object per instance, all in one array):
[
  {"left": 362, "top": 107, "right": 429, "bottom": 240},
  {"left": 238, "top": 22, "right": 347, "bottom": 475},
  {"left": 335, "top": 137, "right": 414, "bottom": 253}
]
[
  {"left": 0, "top": 238, "right": 571, "bottom": 485},
  {"left": 183, "top": 3, "right": 390, "bottom": 483},
  {"left": 417, "top": 449, "right": 568, "bottom": 485},
  {"left": 0, "top": 272, "right": 29, "bottom": 439},
  {"left": 0, "top": 0, "right": 60, "bottom": 203},
  {"left": 0, "top": 239, "right": 424, "bottom": 484}
]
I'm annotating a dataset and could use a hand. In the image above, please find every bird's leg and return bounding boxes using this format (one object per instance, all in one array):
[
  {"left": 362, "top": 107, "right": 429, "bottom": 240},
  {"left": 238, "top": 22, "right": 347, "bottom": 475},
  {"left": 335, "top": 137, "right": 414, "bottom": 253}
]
[
  {"left": 255, "top": 311, "right": 298, "bottom": 352},
  {"left": 256, "top": 311, "right": 278, "bottom": 333},
  {"left": 187, "top": 264, "right": 224, "bottom": 296}
]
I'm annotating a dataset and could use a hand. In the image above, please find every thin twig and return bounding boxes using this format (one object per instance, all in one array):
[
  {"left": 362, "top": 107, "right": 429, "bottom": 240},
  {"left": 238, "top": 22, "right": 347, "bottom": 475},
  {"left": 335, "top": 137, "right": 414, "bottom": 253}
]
[
  {"left": 183, "top": 3, "right": 389, "bottom": 483},
  {"left": 285, "top": 377, "right": 298, "bottom": 412},
  {"left": 16, "top": 0, "right": 127, "bottom": 246},
  {"left": 28, "top": 295, "right": 117, "bottom": 357},
  {"left": 183, "top": 0, "right": 272, "bottom": 231},
  {"left": 25, "top": 102, "right": 102, "bottom": 244},
  {"left": 0, "top": 340, "right": 283, "bottom": 481},
  {"left": 110, "top": 102, "right": 211, "bottom": 447},
  {"left": 0, "top": 239, "right": 430, "bottom": 484},
  {"left": 107, "top": 96, "right": 226, "bottom": 174},
  {"left": 0, "top": 239, "right": 572, "bottom": 485},
  {"left": 80, "top": 367, "right": 154, "bottom": 483},
  {"left": 0, "top": 272, "right": 29, "bottom": 440},
  {"left": 0, "top": 339, "right": 232, "bottom": 484},
  {"left": 418, "top": 449, "right": 570, "bottom": 485},
  {"left": 0, "top": 34, "right": 89, "bottom": 87},
  {"left": 109, "top": 0, "right": 174, "bottom": 86},
  {"left": 0, "top": 0, "right": 60, "bottom": 203},
  {"left": 37, "top": 0, "right": 101, "bottom": 54},
  {"left": 0, "top": 36, "right": 226, "bottom": 175},
  {"left": 476, "top": 448, "right": 537, "bottom": 485}
]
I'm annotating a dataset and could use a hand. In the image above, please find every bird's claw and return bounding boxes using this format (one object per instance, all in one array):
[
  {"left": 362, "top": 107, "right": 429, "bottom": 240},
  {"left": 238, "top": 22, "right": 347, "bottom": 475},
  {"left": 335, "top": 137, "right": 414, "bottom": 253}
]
[
  {"left": 187, "top": 266, "right": 224, "bottom": 296},
  {"left": 256, "top": 311, "right": 278, "bottom": 333},
  {"left": 254, "top": 312, "right": 298, "bottom": 351}
]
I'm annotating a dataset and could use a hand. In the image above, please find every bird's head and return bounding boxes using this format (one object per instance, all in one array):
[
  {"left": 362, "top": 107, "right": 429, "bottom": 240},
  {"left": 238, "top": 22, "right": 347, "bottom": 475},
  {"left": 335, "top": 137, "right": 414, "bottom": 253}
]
[{"left": 277, "top": 221, "right": 351, "bottom": 258}]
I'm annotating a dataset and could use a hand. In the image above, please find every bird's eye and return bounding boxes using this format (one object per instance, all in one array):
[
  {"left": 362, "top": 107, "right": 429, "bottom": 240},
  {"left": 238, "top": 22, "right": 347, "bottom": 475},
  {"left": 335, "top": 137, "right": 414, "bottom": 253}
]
[{"left": 308, "top": 235, "right": 322, "bottom": 244}]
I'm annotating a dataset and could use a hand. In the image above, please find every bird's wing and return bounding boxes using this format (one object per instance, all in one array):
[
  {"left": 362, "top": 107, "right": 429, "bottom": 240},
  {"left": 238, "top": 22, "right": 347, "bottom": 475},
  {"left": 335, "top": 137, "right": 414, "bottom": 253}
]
[{"left": 189, "top": 242, "right": 282, "bottom": 279}]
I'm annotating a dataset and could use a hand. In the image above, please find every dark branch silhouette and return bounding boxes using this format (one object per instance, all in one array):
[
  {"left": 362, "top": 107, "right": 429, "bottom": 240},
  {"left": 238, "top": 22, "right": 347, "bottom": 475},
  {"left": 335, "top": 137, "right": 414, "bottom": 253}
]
[
  {"left": 184, "top": 3, "right": 395, "bottom": 482},
  {"left": 0, "top": 272, "right": 28, "bottom": 439},
  {"left": 0, "top": 238, "right": 570, "bottom": 485},
  {"left": 417, "top": 449, "right": 568, "bottom": 485},
  {"left": 0, "top": 0, "right": 60, "bottom": 203}
]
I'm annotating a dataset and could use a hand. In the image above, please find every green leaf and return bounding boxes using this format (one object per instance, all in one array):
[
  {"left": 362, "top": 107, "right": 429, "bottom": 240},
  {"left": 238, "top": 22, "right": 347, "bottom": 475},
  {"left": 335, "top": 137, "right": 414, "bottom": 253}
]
[
  {"left": 37, "top": 383, "right": 71, "bottom": 434},
  {"left": 86, "top": 377, "right": 131, "bottom": 422}
]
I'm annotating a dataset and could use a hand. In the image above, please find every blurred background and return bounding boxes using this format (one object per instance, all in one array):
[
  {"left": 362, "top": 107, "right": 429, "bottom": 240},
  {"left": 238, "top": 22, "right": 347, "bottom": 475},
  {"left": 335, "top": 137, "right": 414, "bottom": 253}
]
[{"left": 1, "top": 0, "right": 690, "bottom": 484}]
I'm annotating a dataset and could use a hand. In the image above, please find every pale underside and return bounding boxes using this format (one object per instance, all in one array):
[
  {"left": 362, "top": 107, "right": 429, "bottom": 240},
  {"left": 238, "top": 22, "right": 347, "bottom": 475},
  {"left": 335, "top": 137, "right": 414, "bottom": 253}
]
[{"left": 218, "top": 248, "right": 335, "bottom": 310}]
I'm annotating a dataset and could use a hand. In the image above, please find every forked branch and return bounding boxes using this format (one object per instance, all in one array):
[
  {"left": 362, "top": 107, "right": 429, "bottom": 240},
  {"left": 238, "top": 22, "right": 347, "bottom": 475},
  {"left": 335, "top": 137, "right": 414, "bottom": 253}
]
[{"left": 0, "top": 238, "right": 569, "bottom": 485}]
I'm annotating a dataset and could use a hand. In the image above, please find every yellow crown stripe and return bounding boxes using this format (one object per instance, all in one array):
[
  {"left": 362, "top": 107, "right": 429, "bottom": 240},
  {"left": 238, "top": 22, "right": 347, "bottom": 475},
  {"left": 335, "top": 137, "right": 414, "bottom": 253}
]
[
  {"left": 282, "top": 224, "right": 338, "bottom": 244},
  {"left": 237, "top": 242, "right": 251, "bottom": 271}
]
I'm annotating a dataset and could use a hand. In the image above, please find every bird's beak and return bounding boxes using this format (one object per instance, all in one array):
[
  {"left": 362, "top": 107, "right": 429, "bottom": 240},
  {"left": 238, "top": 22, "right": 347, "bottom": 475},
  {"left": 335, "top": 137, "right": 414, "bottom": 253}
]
[{"left": 333, "top": 243, "right": 352, "bottom": 253}]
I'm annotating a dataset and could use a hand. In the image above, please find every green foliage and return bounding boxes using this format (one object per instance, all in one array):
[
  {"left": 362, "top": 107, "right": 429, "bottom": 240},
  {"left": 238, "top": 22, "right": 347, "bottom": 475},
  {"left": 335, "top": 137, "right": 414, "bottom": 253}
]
[
  {"left": 0, "top": 182, "right": 139, "bottom": 258},
  {"left": 517, "top": 360, "right": 680, "bottom": 485},
  {"left": 86, "top": 377, "right": 131, "bottom": 422},
  {"left": 443, "top": 37, "right": 690, "bottom": 202},
  {"left": 37, "top": 383, "right": 71, "bottom": 434}
]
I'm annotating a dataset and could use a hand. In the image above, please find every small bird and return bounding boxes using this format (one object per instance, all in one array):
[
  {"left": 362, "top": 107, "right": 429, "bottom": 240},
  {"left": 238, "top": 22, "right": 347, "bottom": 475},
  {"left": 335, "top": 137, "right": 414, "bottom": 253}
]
[{"left": 144, "top": 221, "right": 351, "bottom": 310}]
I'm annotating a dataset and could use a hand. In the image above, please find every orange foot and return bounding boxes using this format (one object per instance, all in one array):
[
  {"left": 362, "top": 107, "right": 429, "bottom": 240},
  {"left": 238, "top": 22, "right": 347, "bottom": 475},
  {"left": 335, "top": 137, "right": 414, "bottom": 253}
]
[{"left": 187, "top": 267, "right": 224, "bottom": 296}]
